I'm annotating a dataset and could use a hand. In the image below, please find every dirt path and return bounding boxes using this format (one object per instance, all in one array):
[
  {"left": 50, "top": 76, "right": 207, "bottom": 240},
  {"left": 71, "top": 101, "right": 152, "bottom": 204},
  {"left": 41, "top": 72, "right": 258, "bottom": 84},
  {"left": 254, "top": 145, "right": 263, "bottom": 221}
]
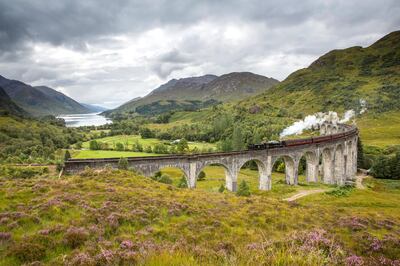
[
  {"left": 283, "top": 189, "right": 329, "bottom": 202},
  {"left": 356, "top": 173, "right": 368, "bottom": 189}
]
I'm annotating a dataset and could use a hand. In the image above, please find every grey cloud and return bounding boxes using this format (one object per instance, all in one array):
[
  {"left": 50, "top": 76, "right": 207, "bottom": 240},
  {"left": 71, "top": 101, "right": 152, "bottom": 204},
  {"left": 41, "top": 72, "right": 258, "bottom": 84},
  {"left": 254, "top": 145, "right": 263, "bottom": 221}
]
[{"left": 0, "top": 0, "right": 399, "bottom": 107}]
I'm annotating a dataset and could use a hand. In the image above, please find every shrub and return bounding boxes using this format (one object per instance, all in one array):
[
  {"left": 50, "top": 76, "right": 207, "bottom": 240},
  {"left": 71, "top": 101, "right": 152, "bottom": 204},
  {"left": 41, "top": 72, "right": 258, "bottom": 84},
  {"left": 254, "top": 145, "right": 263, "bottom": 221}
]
[
  {"left": 118, "top": 157, "right": 128, "bottom": 170},
  {"left": 218, "top": 184, "right": 225, "bottom": 193},
  {"left": 326, "top": 185, "right": 353, "bottom": 197},
  {"left": 64, "top": 150, "right": 71, "bottom": 161},
  {"left": 64, "top": 227, "right": 89, "bottom": 248},
  {"left": 158, "top": 174, "right": 173, "bottom": 184},
  {"left": 10, "top": 241, "right": 46, "bottom": 263},
  {"left": 0, "top": 166, "right": 46, "bottom": 179},
  {"left": 89, "top": 140, "right": 100, "bottom": 150},
  {"left": 177, "top": 175, "right": 188, "bottom": 188},
  {"left": 115, "top": 142, "right": 124, "bottom": 151},
  {"left": 236, "top": 180, "right": 250, "bottom": 197},
  {"left": 197, "top": 171, "right": 206, "bottom": 181}
]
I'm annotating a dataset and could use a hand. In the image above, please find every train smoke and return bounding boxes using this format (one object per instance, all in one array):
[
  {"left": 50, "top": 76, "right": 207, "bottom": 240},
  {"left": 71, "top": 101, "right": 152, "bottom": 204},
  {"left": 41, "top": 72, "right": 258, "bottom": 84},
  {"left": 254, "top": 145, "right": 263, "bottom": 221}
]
[{"left": 279, "top": 110, "right": 355, "bottom": 138}]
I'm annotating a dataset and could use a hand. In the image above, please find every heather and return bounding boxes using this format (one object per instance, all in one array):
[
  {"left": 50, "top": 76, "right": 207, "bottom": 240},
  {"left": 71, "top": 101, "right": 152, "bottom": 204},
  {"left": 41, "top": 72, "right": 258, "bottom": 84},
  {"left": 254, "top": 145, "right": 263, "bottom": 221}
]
[{"left": 0, "top": 169, "right": 399, "bottom": 265}]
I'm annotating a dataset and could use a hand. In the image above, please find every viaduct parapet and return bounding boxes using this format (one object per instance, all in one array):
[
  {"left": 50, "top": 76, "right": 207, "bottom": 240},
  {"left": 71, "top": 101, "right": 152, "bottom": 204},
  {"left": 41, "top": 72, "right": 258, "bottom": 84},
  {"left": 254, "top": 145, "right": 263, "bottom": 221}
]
[{"left": 65, "top": 122, "right": 358, "bottom": 192}]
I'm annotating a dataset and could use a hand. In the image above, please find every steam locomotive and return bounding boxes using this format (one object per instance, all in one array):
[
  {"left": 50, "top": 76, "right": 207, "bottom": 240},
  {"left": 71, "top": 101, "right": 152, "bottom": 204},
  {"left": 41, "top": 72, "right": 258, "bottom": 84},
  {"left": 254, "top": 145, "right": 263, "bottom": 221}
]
[{"left": 247, "top": 126, "right": 358, "bottom": 151}]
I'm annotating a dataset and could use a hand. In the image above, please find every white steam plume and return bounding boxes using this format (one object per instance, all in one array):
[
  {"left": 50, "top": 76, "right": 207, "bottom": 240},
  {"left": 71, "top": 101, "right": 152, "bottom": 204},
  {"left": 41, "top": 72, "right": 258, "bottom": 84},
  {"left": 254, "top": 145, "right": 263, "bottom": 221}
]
[{"left": 280, "top": 110, "right": 355, "bottom": 138}]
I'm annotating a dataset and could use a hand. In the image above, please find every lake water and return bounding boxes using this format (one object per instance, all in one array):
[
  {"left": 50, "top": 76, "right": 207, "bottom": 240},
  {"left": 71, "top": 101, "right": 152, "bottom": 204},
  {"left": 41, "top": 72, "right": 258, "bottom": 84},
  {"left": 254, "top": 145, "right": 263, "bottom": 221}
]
[{"left": 58, "top": 113, "right": 112, "bottom": 127}]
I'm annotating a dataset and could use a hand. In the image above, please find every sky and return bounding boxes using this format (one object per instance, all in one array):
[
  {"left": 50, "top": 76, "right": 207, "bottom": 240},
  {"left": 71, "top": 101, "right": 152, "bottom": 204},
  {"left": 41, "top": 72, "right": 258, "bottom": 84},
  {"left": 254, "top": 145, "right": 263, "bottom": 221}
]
[{"left": 0, "top": 0, "right": 399, "bottom": 108}]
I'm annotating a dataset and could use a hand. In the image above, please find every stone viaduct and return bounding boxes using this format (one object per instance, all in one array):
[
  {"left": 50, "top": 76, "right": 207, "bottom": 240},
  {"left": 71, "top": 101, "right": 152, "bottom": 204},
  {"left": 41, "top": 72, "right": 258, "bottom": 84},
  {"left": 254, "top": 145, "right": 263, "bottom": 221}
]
[{"left": 64, "top": 122, "right": 358, "bottom": 191}]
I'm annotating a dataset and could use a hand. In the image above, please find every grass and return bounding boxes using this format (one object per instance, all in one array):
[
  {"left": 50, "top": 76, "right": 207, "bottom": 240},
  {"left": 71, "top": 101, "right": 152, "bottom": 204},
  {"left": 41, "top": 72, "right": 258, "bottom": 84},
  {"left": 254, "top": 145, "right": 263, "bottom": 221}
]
[
  {"left": 357, "top": 111, "right": 400, "bottom": 148},
  {"left": 71, "top": 149, "right": 160, "bottom": 159},
  {"left": 160, "top": 166, "right": 333, "bottom": 199},
  {"left": 0, "top": 168, "right": 399, "bottom": 265},
  {"left": 82, "top": 135, "right": 216, "bottom": 151}
]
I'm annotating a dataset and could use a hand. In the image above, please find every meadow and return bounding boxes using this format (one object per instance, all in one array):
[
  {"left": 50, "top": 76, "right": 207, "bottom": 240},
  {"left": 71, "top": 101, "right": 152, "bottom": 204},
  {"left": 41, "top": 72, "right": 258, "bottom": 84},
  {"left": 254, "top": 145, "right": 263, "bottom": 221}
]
[
  {"left": 0, "top": 167, "right": 399, "bottom": 265},
  {"left": 70, "top": 150, "right": 160, "bottom": 159},
  {"left": 81, "top": 135, "right": 216, "bottom": 151}
]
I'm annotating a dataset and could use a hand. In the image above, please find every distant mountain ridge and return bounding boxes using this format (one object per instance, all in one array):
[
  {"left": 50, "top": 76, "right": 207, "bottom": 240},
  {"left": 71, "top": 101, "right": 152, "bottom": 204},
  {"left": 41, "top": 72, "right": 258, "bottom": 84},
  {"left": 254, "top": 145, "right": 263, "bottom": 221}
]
[
  {"left": 81, "top": 103, "right": 108, "bottom": 113},
  {"left": 0, "top": 75, "right": 91, "bottom": 116},
  {"left": 108, "top": 72, "right": 279, "bottom": 114}
]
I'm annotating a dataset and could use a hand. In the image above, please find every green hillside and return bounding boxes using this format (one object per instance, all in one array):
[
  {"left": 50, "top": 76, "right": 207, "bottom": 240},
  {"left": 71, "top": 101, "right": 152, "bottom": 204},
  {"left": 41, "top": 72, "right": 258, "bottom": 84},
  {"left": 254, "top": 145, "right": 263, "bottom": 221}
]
[
  {"left": 0, "top": 87, "right": 27, "bottom": 117},
  {"left": 238, "top": 30, "right": 400, "bottom": 116}
]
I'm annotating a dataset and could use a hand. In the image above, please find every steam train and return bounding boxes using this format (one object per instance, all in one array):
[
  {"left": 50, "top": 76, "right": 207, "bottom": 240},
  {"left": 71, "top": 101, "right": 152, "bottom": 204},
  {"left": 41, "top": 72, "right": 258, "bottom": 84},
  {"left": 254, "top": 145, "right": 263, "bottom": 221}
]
[{"left": 247, "top": 127, "right": 358, "bottom": 150}]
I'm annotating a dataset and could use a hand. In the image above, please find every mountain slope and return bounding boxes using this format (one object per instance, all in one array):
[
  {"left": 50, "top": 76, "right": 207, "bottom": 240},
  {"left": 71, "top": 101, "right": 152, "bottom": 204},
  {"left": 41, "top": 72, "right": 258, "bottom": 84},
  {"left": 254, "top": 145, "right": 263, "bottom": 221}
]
[
  {"left": 0, "top": 86, "right": 28, "bottom": 116},
  {"left": 236, "top": 30, "right": 400, "bottom": 116},
  {"left": 0, "top": 75, "right": 91, "bottom": 116},
  {"left": 109, "top": 72, "right": 279, "bottom": 114}
]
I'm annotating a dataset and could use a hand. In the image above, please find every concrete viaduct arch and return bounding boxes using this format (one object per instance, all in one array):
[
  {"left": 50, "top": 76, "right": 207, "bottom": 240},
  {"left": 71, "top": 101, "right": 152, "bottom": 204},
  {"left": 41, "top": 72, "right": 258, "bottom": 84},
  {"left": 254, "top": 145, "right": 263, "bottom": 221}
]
[{"left": 65, "top": 122, "right": 358, "bottom": 192}]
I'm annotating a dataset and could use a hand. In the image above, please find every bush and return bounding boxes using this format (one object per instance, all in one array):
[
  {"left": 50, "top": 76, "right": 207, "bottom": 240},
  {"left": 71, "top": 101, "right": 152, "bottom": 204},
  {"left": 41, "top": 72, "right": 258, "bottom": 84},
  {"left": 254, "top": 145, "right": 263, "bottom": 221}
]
[
  {"left": 197, "top": 171, "right": 206, "bottom": 181},
  {"left": 10, "top": 241, "right": 46, "bottom": 263},
  {"left": 370, "top": 152, "right": 400, "bottom": 179},
  {"left": 0, "top": 166, "right": 47, "bottom": 179},
  {"left": 64, "top": 227, "right": 89, "bottom": 248},
  {"left": 118, "top": 157, "right": 128, "bottom": 170},
  {"left": 236, "top": 180, "right": 250, "bottom": 197},
  {"left": 326, "top": 185, "right": 353, "bottom": 197},
  {"left": 115, "top": 142, "right": 124, "bottom": 151},
  {"left": 177, "top": 175, "right": 188, "bottom": 188},
  {"left": 64, "top": 150, "right": 71, "bottom": 161},
  {"left": 89, "top": 140, "right": 100, "bottom": 150},
  {"left": 218, "top": 184, "right": 225, "bottom": 193},
  {"left": 158, "top": 174, "right": 173, "bottom": 184}
]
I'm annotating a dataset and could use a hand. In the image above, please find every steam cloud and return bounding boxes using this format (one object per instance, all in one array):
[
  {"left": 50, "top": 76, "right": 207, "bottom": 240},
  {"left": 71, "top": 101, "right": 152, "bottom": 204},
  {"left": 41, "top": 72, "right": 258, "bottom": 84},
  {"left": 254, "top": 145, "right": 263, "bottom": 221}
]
[{"left": 279, "top": 110, "right": 355, "bottom": 138}]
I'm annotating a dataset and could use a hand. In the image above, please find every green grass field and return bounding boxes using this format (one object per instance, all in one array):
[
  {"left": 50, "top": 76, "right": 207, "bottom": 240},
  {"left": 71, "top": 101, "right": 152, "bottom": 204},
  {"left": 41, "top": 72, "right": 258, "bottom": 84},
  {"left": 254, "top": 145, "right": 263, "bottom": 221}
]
[
  {"left": 82, "top": 135, "right": 216, "bottom": 151},
  {"left": 160, "top": 166, "right": 333, "bottom": 199},
  {"left": 71, "top": 149, "right": 160, "bottom": 159},
  {"left": 357, "top": 111, "right": 400, "bottom": 148}
]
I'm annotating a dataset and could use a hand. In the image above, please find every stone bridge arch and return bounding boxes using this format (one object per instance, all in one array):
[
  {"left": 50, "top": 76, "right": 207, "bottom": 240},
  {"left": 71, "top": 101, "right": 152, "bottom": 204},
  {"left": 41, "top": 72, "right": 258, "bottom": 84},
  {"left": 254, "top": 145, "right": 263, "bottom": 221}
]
[{"left": 236, "top": 158, "right": 270, "bottom": 191}]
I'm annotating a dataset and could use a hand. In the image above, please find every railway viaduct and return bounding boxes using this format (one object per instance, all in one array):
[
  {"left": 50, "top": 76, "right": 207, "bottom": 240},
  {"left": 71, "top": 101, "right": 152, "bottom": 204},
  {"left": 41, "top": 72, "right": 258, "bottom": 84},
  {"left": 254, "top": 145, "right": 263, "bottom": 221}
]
[{"left": 64, "top": 122, "right": 358, "bottom": 191}]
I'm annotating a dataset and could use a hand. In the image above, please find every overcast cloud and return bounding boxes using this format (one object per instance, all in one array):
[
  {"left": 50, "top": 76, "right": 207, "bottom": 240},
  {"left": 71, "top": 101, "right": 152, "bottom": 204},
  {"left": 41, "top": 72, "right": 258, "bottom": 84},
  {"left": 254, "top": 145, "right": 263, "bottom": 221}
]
[{"left": 0, "top": 0, "right": 399, "bottom": 108}]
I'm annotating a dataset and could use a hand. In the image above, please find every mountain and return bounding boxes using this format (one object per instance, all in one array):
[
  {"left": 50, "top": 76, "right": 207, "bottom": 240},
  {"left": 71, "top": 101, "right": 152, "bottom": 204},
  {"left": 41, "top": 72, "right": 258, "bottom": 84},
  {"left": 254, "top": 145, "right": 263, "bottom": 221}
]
[
  {"left": 234, "top": 30, "right": 400, "bottom": 117},
  {"left": 0, "top": 86, "right": 28, "bottom": 116},
  {"left": 81, "top": 103, "right": 108, "bottom": 113},
  {"left": 0, "top": 75, "right": 91, "bottom": 116},
  {"left": 108, "top": 72, "right": 279, "bottom": 115}
]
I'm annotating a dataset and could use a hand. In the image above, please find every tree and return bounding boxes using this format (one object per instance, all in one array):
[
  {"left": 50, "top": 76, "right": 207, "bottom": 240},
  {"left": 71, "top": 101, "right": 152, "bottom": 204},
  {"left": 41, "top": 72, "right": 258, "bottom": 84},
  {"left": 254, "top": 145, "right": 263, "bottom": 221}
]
[
  {"left": 232, "top": 126, "right": 245, "bottom": 151},
  {"left": 115, "top": 142, "right": 124, "bottom": 151},
  {"left": 357, "top": 138, "right": 365, "bottom": 169},
  {"left": 140, "top": 127, "right": 154, "bottom": 139},
  {"left": 145, "top": 146, "right": 153, "bottom": 153},
  {"left": 89, "top": 140, "right": 99, "bottom": 150},
  {"left": 64, "top": 150, "right": 71, "bottom": 161},
  {"left": 236, "top": 180, "right": 250, "bottom": 196},
  {"left": 177, "top": 175, "right": 188, "bottom": 188},
  {"left": 177, "top": 138, "right": 189, "bottom": 153},
  {"left": 218, "top": 139, "right": 232, "bottom": 152},
  {"left": 118, "top": 157, "right": 128, "bottom": 170},
  {"left": 74, "top": 142, "right": 82, "bottom": 149},
  {"left": 197, "top": 171, "right": 206, "bottom": 181}
]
